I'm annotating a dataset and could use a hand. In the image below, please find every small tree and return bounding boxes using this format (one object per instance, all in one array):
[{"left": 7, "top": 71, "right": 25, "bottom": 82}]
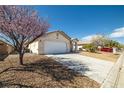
[
  {"left": 91, "top": 35, "right": 107, "bottom": 47},
  {"left": 0, "top": 6, "right": 50, "bottom": 65},
  {"left": 91, "top": 35, "right": 121, "bottom": 48}
]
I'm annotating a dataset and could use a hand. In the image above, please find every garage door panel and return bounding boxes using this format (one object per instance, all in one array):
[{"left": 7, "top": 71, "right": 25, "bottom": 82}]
[{"left": 44, "top": 41, "right": 67, "bottom": 54}]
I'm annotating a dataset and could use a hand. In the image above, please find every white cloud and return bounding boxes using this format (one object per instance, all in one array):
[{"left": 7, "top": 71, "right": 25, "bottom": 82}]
[
  {"left": 81, "top": 34, "right": 102, "bottom": 41},
  {"left": 110, "top": 27, "right": 124, "bottom": 38},
  {"left": 81, "top": 27, "right": 124, "bottom": 42},
  {"left": 81, "top": 35, "right": 95, "bottom": 41}
]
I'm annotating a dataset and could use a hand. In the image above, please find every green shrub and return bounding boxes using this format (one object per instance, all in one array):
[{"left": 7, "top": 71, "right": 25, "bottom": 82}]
[{"left": 83, "top": 44, "right": 97, "bottom": 53}]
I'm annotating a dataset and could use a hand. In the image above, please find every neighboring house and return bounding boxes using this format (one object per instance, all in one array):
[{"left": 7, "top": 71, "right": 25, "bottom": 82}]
[
  {"left": 0, "top": 40, "right": 14, "bottom": 54},
  {"left": 28, "top": 31, "right": 77, "bottom": 54},
  {"left": 77, "top": 40, "right": 91, "bottom": 50}
]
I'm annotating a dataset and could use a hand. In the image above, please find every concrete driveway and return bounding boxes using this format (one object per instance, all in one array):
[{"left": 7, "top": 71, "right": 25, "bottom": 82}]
[{"left": 46, "top": 53, "right": 114, "bottom": 84}]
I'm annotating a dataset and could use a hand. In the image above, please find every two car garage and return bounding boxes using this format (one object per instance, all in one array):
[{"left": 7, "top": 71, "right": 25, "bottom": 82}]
[
  {"left": 28, "top": 31, "right": 72, "bottom": 54},
  {"left": 44, "top": 41, "right": 67, "bottom": 54}
]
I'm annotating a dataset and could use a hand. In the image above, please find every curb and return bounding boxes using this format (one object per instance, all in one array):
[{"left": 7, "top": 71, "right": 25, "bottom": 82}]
[{"left": 101, "top": 52, "right": 124, "bottom": 88}]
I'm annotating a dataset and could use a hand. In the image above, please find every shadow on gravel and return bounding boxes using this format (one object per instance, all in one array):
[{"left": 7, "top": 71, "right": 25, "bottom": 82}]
[
  {"left": 0, "top": 54, "right": 8, "bottom": 61},
  {"left": 0, "top": 80, "right": 33, "bottom": 88},
  {"left": 0, "top": 58, "right": 92, "bottom": 88},
  {"left": 16, "top": 60, "right": 89, "bottom": 81}
]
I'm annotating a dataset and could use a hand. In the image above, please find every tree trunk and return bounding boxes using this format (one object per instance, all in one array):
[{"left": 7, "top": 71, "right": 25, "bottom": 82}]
[{"left": 19, "top": 53, "right": 24, "bottom": 65}]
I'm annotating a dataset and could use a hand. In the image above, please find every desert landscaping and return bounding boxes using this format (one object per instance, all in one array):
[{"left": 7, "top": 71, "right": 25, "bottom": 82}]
[
  {"left": 80, "top": 51, "right": 120, "bottom": 62},
  {"left": 0, "top": 54, "right": 100, "bottom": 88}
]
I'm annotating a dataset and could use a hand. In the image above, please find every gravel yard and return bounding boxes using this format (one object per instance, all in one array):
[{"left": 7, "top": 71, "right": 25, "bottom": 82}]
[
  {"left": 0, "top": 53, "right": 100, "bottom": 88},
  {"left": 47, "top": 53, "right": 114, "bottom": 84},
  {"left": 80, "top": 51, "right": 120, "bottom": 62},
  {"left": 0, "top": 54, "right": 8, "bottom": 61}
]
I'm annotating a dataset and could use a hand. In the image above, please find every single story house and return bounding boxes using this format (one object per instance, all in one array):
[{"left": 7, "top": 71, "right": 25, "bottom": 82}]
[
  {"left": 28, "top": 31, "right": 77, "bottom": 54},
  {"left": 0, "top": 40, "right": 14, "bottom": 54},
  {"left": 77, "top": 40, "right": 91, "bottom": 50}
]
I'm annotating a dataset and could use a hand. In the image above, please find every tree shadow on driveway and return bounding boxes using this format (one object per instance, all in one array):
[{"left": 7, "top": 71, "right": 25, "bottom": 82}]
[{"left": 51, "top": 57, "right": 91, "bottom": 75}]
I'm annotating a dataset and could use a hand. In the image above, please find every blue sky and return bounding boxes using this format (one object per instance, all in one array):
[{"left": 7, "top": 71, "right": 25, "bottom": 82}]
[{"left": 33, "top": 6, "right": 124, "bottom": 43}]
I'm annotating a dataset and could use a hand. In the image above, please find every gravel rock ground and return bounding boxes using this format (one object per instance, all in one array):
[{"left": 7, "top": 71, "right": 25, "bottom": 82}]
[
  {"left": 0, "top": 53, "right": 100, "bottom": 88},
  {"left": 46, "top": 53, "right": 114, "bottom": 84}
]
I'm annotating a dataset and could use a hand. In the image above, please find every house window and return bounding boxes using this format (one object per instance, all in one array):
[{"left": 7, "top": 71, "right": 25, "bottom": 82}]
[{"left": 56, "top": 33, "right": 59, "bottom": 39}]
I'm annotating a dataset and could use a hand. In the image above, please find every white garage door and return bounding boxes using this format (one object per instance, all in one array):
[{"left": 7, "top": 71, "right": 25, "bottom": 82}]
[{"left": 44, "top": 41, "right": 67, "bottom": 54}]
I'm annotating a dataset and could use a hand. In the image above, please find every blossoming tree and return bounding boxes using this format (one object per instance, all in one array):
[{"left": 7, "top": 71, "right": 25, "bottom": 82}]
[{"left": 0, "top": 6, "right": 50, "bottom": 65}]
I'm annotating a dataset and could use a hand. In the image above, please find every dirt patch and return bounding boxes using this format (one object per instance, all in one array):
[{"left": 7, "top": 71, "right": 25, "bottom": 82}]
[
  {"left": 80, "top": 51, "right": 120, "bottom": 62},
  {"left": 0, "top": 54, "right": 100, "bottom": 88}
]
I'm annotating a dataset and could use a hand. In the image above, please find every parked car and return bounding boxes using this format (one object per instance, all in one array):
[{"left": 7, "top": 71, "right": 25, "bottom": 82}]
[{"left": 101, "top": 48, "right": 113, "bottom": 52}]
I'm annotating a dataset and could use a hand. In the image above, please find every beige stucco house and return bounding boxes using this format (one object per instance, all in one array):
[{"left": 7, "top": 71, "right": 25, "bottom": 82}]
[
  {"left": 0, "top": 40, "right": 14, "bottom": 54},
  {"left": 28, "top": 31, "right": 77, "bottom": 54}
]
